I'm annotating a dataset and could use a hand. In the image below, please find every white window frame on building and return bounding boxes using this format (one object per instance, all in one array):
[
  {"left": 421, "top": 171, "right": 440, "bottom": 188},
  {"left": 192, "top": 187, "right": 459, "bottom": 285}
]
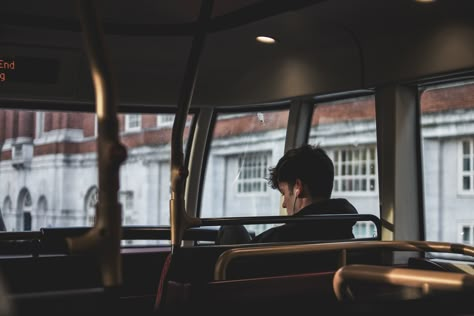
[
  {"left": 353, "top": 221, "right": 376, "bottom": 238},
  {"left": 459, "top": 139, "right": 474, "bottom": 194},
  {"left": 236, "top": 152, "right": 270, "bottom": 195},
  {"left": 330, "top": 146, "right": 378, "bottom": 196},
  {"left": 36, "top": 195, "right": 48, "bottom": 229},
  {"left": 2, "top": 196, "right": 14, "bottom": 231},
  {"left": 85, "top": 187, "right": 98, "bottom": 226},
  {"left": 19, "top": 189, "right": 33, "bottom": 231},
  {"left": 125, "top": 114, "right": 141, "bottom": 132},
  {"left": 35, "top": 111, "right": 45, "bottom": 138},
  {"left": 157, "top": 114, "right": 175, "bottom": 128},
  {"left": 119, "top": 190, "right": 136, "bottom": 225},
  {"left": 459, "top": 222, "right": 474, "bottom": 245},
  {"left": 94, "top": 114, "right": 98, "bottom": 137}
]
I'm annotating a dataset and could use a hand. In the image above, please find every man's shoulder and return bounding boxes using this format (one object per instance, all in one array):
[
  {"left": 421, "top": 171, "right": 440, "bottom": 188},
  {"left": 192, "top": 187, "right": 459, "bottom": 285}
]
[{"left": 301, "top": 198, "right": 358, "bottom": 215}]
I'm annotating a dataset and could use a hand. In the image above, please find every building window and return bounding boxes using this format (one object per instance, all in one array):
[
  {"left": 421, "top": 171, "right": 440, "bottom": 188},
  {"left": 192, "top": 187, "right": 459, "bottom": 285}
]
[
  {"left": 2, "top": 196, "right": 14, "bottom": 231},
  {"left": 12, "top": 144, "right": 23, "bottom": 160},
  {"left": 35, "top": 112, "right": 45, "bottom": 138},
  {"left": 119, "top": 191, "right": 136, "bottom": 225},
  {"left": 18, "top": 189, "right": 32, "bottom": 231},
  {"left": 36, "top": 196, "right": 49, "bottom": 229},
  {"left": 460, "top": 223, "right": 474, "bottom": 245},
  {"left": 84, "top": 186, "right": 98, "bottom": 226},
  {"left": 125, "top": 114, "right": 141, "bottom": 131},
  {"left": 237, "top": 152, "right": 270, "bottom": 194},
  {"left": 157, "top": 114, "right": 174, "bottom": 128},
  {"left": 94, "top": 115, "right": 98, "bottom": 137},
  {"left": 120, "top": 190, "right": 135, "bottom": 245},
  {"left": 460, "top": 140, "right": 474, "bottom": 193},
  {"left": 353, "top": 221, "right": 376, "bottom": 238},
  {"left": 119, "top": 191, "right": 134, "bottom": 212},
  {"left": 331, "top": 146, "right": 377, "bottom": 194},
  {"left": 20, "top": 190, "right": 32, "bottom": 210}
]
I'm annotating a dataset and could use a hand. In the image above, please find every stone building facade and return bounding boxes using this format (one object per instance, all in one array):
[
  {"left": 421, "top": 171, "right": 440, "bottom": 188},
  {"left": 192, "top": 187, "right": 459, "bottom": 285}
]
[{"left": 1, "top": 81, "right": 474, "bottom": 243}]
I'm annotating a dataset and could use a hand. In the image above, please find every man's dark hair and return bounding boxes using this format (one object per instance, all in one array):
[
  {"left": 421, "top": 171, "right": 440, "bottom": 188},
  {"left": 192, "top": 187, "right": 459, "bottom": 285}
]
[{"left": 267, "top": 144, "right": 334, "bottom": 199}]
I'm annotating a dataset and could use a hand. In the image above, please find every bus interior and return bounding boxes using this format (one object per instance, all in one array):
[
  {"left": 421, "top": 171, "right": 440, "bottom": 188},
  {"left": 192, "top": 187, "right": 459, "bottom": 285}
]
[{"left": 1, "top": 0, "right": 474, "bottom": 315}]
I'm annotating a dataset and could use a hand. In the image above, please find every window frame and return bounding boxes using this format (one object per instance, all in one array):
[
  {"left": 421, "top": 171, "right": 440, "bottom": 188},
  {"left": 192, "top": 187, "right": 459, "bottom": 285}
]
[
  {"left": 459, "top": 139, "right": 474, "bottom": 195},
  {"left": 353, "top": 221, "right": 376, "bottom": 238},
  {"left": 85, "top": 187, "right": 98, "bottom": 226},
  {"left": 119, "top": 190, "right": 136, "bottom": 225},
  {"left": 330, "top": 146, "right": 378, "bottom": 197},
  {"left": 124, "top": 114, "right": 141, "bottom": 132},
  {"left": 35, "top": 111, "right": 45, "bottom": 138},
  {"left": 94, "top": 114, "right": 98, "bottom": 137},
  {"left": 235, "top": 151, "right": 271, "bottom": 196},
  {"left": 156, "top": 114, "right": 175, "bottom": 128},
  {"left": 458, "top": 222, "right": 474, "bottom": 245}
]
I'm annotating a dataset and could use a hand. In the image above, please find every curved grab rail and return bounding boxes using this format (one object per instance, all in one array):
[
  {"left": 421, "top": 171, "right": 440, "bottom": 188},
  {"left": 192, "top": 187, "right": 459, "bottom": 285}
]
[
  {"left": 333, "top": 264, "right": 474, "bottom": 301},
  {"left": 214, "top": 240, "right": 474, "bottom": 281},
  {"left": 66, "top": 0, "right": 127, "bottom": 288},
  {"left": 201, "top": 213, "right": 381, "bottom": 239},
  {"left": 169, "top": 0, "right": 213, "bottom": 252},
  {"left": 0, "top": 214, "right": 379, "bottom": 243}
]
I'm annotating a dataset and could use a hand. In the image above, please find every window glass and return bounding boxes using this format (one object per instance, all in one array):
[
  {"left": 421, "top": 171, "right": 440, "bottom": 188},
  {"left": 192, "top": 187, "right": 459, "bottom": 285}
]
[
  {"left": 332, "top": 147, "right": 377, "bottom": 193},
  {"left": 36, "top": 195, "right": 48, "bottom": 229},
  {"left": 309, "top": 95, "right": 380, "bottom": 238},
  {"left": 460, "top": 140, "right": 473, "bottom": 191},
  {"left": 461, "top": 225, "right": 472, "bottom": 245},
  {"left": 0, "top": 109, "right": 193, "bottom": 235},
  {"left": 2, "top": 196, "right": 14, "bottom": 231},
  {"left": 157, "top": 114, "right": 175, "bottom": 128},
  {"left": 420, "top": 80, "right": 474, "bottom": 253},
  {"left": 201, "top": 109, "right": 288, "bottom": 235},
  {"left": 85, "top": 186, "right": 98, "bottom": 226},
  {"left": 237, "top": 152, "right": 270, "bottom": 195},
  {"left": 125, "top": 114, "right": 141, "bottom": 131},
  {"left": 35, "top": 112, "right": 45, "bottom": 138}
]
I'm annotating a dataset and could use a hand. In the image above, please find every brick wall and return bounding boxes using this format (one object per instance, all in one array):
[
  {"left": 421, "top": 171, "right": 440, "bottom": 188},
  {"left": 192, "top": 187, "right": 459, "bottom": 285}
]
[
  {"left": 82, "top": 113, "right": 96, "bottom": 137},
  {"left": 0, "top": 111, "right": 4, "bottom": 143},
  {"left": 1, "top": 81, "right": 473, "bottom": 157},
  {"left": 142, "top": 113, "right": 156, "bottom": 129},
  {"left": 17, "top": 111, "right": 34, "bottom": 138},
  {"left": 313, "top": 97, "right": 375, "bottom": 125},
  {"left": 421, "top": 83, "right": 474, "bottom": 113}
]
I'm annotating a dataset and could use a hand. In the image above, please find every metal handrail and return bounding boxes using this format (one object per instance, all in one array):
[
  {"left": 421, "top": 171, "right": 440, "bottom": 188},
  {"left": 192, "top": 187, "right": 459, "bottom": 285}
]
[
  {"left": 201, "top": 213, "right": 381, "bottom": 238},
  {"left": 66, "top": 0, "right": 127, "bottom": 288},
  {"left": 169, "top": 0, "right": 213, "bottom": 252},
  {"left": 0, "top": 213, "right": 379, "bottom": 243},
  {"left": 333, "top": 264, "right": 474, "bottom": 301},
  {"left": 214, "top": 240, "right": 474, "bottom": 281}
]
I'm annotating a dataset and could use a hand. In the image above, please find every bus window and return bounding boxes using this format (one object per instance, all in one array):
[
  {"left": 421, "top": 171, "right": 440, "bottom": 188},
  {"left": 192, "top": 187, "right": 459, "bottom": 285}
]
[
  {"left": 118, "top": 112, "right": 193, "bottom": 237},
  {"left": 309, "top": 95, "right": 380, "bottom": 238},
  {"left": 420, "top": 80, "right": 474, "bottom": 254},
  {"left": 200, "top": 109, "right": 289, "bottom": 235},
  {"left": 0, "top": 109, "right": 193, "bottom": 237}
]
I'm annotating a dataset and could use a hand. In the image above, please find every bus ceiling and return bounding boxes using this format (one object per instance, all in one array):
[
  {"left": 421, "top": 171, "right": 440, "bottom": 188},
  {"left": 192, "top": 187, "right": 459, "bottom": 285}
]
[{"left": 1, "top": 0, "right": 474, "bottom": 108}]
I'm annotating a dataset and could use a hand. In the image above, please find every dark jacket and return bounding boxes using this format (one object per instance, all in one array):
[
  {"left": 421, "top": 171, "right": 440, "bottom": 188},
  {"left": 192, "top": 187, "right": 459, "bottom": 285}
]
[{"left": 251, "top": 198, "right": 358, "bottom": 243}]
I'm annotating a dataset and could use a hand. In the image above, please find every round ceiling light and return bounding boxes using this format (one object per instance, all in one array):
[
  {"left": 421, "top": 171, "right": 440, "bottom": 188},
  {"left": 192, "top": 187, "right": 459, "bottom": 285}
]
[{"left": 256, "top": 36, "right": 276, "bottom": 44}]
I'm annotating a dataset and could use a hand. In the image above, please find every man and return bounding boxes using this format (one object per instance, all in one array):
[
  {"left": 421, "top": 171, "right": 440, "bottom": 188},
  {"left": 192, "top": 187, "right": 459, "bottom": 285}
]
[
  {"left": 250, "top": 144, "right": 358, "bottom": 243},
  {"left": 216, "top": 144, "right": 358, "bottom": 244}
]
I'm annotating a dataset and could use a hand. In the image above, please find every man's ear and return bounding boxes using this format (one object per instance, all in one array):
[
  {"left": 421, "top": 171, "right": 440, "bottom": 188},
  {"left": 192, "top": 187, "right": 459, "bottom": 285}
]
[{"left": 294, "top": 178, "right": 303, "bottom": 197}]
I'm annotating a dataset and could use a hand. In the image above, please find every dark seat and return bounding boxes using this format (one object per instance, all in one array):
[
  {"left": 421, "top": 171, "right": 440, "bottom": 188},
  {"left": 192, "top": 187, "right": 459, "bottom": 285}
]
[
  {"left": 215, "top": 225, "right": 252, "bottom": 245},
  {"left": 162, "top": 271, "right": 338, "bottom": 315}
]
